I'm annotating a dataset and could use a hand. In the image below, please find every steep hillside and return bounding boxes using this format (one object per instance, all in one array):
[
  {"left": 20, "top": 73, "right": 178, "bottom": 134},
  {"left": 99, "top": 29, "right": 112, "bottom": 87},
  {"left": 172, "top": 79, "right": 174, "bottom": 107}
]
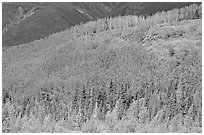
[
  {"left": 2, "top": 4, "right": 202, "bottom": 133},
  {"left": 2, "top": 2, "right": 200, "bottom": 48}
]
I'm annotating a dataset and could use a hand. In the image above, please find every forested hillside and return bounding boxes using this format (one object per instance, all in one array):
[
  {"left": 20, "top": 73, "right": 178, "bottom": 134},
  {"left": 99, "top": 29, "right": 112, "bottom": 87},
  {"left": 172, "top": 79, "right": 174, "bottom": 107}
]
[{"left": 2, "top": 3, "right": 202, "bottom": 133}]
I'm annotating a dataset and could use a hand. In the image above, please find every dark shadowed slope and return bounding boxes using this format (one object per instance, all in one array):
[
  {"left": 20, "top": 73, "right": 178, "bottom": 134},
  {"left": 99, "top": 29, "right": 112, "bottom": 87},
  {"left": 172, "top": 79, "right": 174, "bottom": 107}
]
[{"left": 2, "top": 2, "right": 112, "bottom": 48}]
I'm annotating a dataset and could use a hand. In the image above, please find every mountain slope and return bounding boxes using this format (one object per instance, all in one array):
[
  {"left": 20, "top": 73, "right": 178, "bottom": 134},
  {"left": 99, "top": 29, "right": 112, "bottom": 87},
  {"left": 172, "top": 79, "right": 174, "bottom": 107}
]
[
  {"left": 2, "top": 2, "right": 112, "bottom": 48},
  {"left": 2, "top": 2, "right": 201, "bottom": 48},
  {"left": 2, "top": 4, "right": 202, "bottom": 133}
]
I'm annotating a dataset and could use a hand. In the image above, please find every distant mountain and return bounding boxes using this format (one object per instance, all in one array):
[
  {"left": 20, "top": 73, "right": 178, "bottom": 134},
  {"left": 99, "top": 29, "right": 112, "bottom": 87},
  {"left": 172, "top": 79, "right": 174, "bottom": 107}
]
[
  {"left": 110, "top": 2, "right": 201, "bottom": 17},
  {"left": 2, "top": 2, "right": 201, "bottom": 48}
]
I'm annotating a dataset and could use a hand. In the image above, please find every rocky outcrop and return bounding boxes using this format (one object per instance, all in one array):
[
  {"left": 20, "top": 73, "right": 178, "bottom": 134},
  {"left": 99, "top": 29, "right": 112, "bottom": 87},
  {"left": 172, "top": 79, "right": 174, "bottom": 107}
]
[{"left": 3, "top": 6, "right": 37, "bottom": 33}]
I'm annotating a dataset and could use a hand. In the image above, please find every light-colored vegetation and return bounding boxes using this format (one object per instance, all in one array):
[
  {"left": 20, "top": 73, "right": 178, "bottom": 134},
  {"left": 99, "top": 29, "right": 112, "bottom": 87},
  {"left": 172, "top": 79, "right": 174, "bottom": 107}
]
[{"left": 2, "top": 4, "right": 202, "bottom": 133}]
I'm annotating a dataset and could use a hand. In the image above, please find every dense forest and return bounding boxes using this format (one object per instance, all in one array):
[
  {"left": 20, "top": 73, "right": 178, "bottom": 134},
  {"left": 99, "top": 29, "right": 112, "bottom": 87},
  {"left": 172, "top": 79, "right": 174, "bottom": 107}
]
[{"left": 2, "top": 3, "right": 202, "bottom": 132}]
